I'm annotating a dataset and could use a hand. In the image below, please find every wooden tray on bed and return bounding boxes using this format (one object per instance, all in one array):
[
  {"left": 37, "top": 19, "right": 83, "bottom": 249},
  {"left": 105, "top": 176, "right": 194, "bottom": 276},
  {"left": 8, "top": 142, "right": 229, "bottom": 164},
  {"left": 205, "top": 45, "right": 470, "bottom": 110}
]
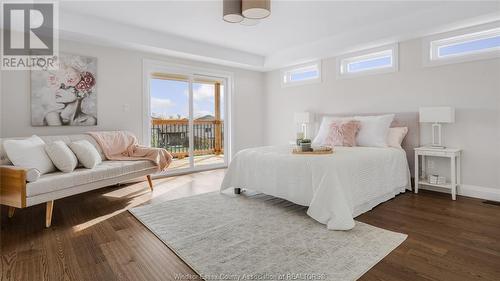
[{"left": 292, "top": 148, "right": 334, "bottom": 155}]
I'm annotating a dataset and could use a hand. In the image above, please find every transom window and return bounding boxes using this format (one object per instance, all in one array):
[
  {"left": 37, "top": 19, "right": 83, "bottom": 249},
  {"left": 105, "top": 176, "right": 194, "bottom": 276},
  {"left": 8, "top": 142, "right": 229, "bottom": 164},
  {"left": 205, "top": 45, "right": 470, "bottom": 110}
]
[
  {"left": 337, "top": 44, "right": 398, "bottom": 78},
  {"left": 343, "top": 50, "right": 393, "bottom": 73},
  {"left": 432, "top": 27, "right": 500, "bottom": 60},
  {"left": 282, "top": 62, "right": 321, "bottom": 86},
  {"left": 424, "top": 23, "right": 500, "bottom": 66}
]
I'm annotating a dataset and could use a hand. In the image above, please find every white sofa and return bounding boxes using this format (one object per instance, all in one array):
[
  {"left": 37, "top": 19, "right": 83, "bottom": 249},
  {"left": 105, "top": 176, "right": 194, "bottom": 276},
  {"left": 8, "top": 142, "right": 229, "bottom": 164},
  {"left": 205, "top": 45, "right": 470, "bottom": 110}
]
[{"left": 0, "top": 134, "right": 158, "bottom": 227}]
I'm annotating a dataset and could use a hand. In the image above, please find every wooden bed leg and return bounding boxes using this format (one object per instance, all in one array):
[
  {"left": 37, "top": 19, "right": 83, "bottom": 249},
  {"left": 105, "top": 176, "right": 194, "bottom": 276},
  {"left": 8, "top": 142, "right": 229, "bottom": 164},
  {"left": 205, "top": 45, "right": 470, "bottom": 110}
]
[
  {"left": 7, "top": 206, "right": 15, "bottom": 218},
  {"left": 234, "top": 188, "right": 241, "bottom": 194},
  {"left": 46, "top": 201, "right": 54, "bottom": 228},
  {"left": 146, "top": 175, "right": 154, "bottom": 191}
]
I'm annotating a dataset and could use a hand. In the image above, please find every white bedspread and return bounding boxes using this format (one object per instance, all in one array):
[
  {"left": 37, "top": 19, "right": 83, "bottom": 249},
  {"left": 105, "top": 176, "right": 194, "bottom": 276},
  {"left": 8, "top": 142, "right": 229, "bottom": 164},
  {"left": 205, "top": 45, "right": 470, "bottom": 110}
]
[{"left": 221, "top": 145, "right": 410, "bottom": 230}]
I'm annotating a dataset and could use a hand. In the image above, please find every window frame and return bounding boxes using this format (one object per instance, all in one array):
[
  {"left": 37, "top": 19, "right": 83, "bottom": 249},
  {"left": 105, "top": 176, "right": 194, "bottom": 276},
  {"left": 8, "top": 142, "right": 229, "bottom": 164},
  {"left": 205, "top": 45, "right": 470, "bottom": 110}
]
[
  {"left": 281, "top": 61, "right": 322, "bottom": 87},
  {"left": 142, "top": 59, "right": 234, "bottom": 171},
  {"left": 423, "top": 21, "right": 500, "bottom": 67},
  {"left": 336, "top": 43, "right": 399, "bottom": 79}
]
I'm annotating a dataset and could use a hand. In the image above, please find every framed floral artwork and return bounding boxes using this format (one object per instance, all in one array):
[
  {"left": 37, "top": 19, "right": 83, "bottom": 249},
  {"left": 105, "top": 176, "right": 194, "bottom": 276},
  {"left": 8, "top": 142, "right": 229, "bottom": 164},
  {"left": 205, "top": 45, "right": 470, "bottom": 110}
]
[{"left": 31, "top": 53, "right": 97, "bottom": 126}]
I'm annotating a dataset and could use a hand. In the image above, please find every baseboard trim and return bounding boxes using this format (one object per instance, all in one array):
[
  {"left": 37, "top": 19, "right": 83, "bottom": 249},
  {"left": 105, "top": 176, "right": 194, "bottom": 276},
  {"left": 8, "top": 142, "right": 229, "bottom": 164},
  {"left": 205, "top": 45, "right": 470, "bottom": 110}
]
[{"left": 419, "top": 184, "right": 500, "bottom": 202}]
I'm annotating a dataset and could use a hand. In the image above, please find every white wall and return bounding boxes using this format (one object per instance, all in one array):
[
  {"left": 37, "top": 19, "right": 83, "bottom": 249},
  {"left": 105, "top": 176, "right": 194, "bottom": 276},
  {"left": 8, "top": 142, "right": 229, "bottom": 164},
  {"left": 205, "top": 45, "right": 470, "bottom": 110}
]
[
  {"left": 1, "top": 36, "right": 499, "bottom": 197},
  {"left": 264, "top": 39, "right": 500, "bottom": 193},
  {"left": 0, "top": 39, "right": 266, "bottom": 155}
]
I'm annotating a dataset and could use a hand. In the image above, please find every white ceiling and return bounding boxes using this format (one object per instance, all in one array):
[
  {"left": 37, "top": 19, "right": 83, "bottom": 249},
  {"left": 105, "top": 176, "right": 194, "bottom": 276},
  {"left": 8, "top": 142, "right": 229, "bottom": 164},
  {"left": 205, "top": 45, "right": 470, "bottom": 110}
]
[{"left": 59, "top": 1, "right": 500, "bottom": 71}]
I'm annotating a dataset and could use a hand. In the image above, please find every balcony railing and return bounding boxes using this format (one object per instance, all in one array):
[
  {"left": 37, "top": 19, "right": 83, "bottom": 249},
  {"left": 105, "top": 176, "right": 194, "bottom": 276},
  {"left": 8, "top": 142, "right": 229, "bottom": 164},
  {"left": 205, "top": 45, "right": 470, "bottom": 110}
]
[{"left": 151, "top": 119, "right": 224, "bottom": 158}]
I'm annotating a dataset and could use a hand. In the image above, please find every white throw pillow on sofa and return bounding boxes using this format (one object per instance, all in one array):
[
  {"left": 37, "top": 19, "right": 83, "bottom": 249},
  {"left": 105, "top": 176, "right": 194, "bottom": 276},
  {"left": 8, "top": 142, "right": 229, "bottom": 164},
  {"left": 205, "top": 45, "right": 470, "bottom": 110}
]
[
  {"left": 25, "top": 168, "right": 41, "bottom": 182},
  {"left": 0, "top": 165, "right": 41, "bottom": 182},
  {"left": 354, "top": 114, "right": 395, "bottom": 147},
  {"left": 45, "top": 141, "right": 78, "bottom": 173},
  {"left": 3, "top": 135, "right": 56, "bottom": 174},
  {"left": 69, "top": 140, "right": 102, "bottom": 169}
]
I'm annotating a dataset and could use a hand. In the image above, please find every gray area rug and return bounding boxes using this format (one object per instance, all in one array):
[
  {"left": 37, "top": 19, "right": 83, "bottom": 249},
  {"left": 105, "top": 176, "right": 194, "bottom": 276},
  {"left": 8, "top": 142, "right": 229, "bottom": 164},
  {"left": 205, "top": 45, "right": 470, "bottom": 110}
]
[{"left": 129, "top": 192, "right": 407, "bottom": 281}]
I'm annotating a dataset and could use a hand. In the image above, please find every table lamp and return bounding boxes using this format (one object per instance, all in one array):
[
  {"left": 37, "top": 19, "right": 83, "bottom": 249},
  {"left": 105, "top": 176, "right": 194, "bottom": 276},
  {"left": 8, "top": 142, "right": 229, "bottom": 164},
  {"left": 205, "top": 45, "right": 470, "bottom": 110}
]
[
  {"left": 419, "top": 107, "right": 455, "bottom": 148},
  {"left": 294, "top": 112, "right": 312, "bottom": 139}
]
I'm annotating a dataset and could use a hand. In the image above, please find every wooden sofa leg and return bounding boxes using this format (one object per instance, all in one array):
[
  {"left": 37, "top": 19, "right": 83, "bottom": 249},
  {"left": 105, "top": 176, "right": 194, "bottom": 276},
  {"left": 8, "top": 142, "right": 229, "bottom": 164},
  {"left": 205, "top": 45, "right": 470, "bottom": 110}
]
[
  {"left": 146, "top": 175, "right": 153, "bottom": 191},
  {"left": 7, "top": 206, "right": 15, "bottom": 218},
  {"left": 46, "top": 201, "right": 54, "bottom": 228}
]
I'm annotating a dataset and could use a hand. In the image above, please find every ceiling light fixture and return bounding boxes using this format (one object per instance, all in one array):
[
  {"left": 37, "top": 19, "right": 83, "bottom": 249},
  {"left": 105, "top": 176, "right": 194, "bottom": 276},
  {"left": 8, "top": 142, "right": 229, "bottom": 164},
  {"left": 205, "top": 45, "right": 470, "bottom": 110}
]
[
  {"left": 223, "top": 0, "right": 243, "bottom": 23},
  {"left": 239, "top": 18, "right": 260, "bottom": 26},
  {"left": 242, "top": 0, "right": 271, "bottom": 19},
  {"left": 223, "top": 0, "right": 270, "bottom": 25}
]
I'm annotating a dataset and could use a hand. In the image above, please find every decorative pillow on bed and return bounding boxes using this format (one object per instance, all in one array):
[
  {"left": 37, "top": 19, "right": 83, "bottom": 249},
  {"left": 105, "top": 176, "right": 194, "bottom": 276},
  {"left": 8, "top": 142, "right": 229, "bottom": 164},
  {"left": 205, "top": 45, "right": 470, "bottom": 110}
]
[
  {"left": 324, "top": 120, "right": 360, "bottom": 147},
  {"left": 313, "top": 116, "right": 352, "bottom": 145},
  {"left": 354, "top": 114, "right": 395, "bottom": 147},
  {"left": 387, "top": 127, "right": 408, "bottom": 149}
]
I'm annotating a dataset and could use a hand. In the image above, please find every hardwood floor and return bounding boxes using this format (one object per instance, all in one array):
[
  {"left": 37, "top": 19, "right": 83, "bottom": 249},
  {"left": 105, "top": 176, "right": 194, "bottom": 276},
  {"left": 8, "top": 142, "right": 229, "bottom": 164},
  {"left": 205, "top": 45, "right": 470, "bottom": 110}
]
[{"left": 1, "top": 169, "right": 499, "bottom": 281}]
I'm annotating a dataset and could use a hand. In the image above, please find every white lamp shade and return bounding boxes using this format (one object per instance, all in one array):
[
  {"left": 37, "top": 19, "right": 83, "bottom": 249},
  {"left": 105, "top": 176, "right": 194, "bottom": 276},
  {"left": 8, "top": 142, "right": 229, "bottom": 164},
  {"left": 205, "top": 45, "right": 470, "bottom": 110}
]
[
  {"left": 419, "top": 107, "right": 455, "bottom": 123},
  {"left": 294, "top": 112, "right": 312, "bottom": 123}
]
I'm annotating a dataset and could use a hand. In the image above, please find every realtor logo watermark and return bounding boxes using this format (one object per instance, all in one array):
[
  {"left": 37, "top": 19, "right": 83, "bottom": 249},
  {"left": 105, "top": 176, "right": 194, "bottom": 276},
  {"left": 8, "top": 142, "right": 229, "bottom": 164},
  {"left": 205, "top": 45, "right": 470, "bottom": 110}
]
[{"left": 1, "top": 2, "right": 59, "bottom": 70}]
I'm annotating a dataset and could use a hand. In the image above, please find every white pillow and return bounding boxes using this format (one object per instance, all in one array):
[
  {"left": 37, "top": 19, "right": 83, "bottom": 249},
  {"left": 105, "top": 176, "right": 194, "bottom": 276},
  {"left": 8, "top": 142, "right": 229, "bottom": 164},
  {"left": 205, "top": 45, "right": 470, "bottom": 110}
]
[
  {"left": 354, "top": 114, "right": 395, "bottom": 147},
  {"left": 0, "top": 165, "right": 41, "bottom": 182},
  {"left": 26, "top": 168, "right": 41, "bottom": 182},
  {"left": 69, "top": 140, "right": 102, "bottom": 169},
  {"left": 3, "top": 135, "right": 56, "bottom": 174},
  {"left": 312, "top": 116, "right": 353, "bottom": 145},
  {"left": 387, "top": 127, "right": 408, "bottom": 149},
  {"left": 45, "top": 141, "right": 78, "bottom": 173}
]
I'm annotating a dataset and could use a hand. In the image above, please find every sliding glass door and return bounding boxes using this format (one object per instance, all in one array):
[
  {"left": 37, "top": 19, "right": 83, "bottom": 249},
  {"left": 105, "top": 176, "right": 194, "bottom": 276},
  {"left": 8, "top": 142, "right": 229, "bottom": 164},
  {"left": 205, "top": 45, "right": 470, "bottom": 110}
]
[
  {"left": 147, "top": 69, "right": 228, "bottom": 174},
  {"left": 192, "top": 79, "right": 225, "bottom": 169}
]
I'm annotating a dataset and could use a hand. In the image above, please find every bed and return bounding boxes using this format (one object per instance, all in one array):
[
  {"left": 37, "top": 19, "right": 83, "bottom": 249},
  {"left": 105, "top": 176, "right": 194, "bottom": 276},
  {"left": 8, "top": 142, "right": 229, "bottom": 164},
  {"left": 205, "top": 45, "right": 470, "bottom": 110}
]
[{"left": 220, "top": 112, "right": 419, "bottom": 230}]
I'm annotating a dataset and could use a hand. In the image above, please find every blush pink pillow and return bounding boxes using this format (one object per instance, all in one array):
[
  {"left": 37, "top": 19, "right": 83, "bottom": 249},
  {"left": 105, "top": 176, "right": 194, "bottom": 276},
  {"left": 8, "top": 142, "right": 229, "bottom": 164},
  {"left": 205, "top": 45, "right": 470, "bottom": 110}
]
[
  {"left": 387, "top": 127, "right": 408, "bottom": 148},
  {"left": 324, "top": 120, "right": 360, "bottom": 147}
]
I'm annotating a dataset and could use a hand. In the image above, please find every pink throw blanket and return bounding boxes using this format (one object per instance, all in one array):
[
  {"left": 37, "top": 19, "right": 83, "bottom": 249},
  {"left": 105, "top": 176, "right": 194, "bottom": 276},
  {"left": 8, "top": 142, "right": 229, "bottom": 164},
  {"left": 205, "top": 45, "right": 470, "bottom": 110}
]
[{"left": 88, "top": 131, "right": 172, "bottom": 171}]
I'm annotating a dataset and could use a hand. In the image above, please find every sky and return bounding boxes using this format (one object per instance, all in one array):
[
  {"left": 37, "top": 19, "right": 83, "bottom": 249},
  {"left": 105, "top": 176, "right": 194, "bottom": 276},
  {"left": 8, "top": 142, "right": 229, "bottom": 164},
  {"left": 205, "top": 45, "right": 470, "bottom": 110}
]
[
  {"left": 150, "top": 79, "right": 224, "bottom": 119},
  {"left": 344, "top": 35, "right": 500, "bottom": 73},
  {"left": 290, "top": 69, "right": 318, "bottom": 81},
  {"left": 348, "top": 56, "right": 392, "bottom": 73},
  {"left": 439, "top": 35, "right": 500, "bottom": 57}
]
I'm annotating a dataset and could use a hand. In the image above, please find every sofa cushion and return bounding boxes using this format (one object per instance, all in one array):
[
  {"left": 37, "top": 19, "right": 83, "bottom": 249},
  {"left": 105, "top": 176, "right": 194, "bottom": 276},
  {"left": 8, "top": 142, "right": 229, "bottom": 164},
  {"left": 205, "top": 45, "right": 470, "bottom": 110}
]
[
  {"left": 26, "top": 160, "right": 156, "bottom": 197},
  {"left": 26, "top": 168, "right": 42, "bottom": 182},
  {"left": 45, "top": 141, "right": 78, "bottom": 173},
  {"left": 0, "top": 165, "right": 41, "bottom": 182},
  {"left": 0, "top": 142, "right": 12, "bottom": 165},
  {"left": 40, "top": 134, "right": 106, "bottom": 160},
  {"left": 0, "top": 134, "right": 106, "bottom": 165},
  {"left": 3, "top": 135, "right": 56, "bottom": 174},
  {"left": 69, "top": 140, "right": 102, "bottom": 168}
]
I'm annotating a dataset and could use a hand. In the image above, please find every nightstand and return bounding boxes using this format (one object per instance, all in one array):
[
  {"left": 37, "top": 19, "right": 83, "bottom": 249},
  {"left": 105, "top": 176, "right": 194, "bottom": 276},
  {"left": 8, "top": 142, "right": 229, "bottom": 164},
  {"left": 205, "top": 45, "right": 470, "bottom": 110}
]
[{"left": 414, "top": 147, "right": 462, "bottom": 200}]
